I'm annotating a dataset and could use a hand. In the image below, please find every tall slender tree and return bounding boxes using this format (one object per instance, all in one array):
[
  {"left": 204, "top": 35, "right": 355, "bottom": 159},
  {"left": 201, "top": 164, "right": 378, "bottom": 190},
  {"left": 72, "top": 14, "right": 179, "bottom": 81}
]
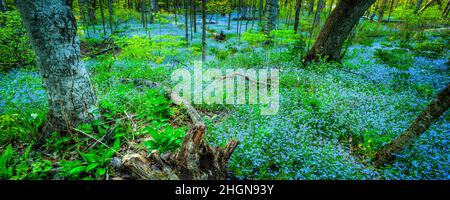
[
  {"left": 293, "top": 0, "right": 303, "bottom": 33},
  {"left": 265, "top": 0, "right": 279, "bottom": 34},
  {"left": 99, "top": 0, "right": 107, "bottom": 34},
  {"left": 0, "top": 0, "right": 5, "bottom": 12},
  {"left": 107, "top": 0, "right": 114, "bottom": 33},
  {"left": 304, "top": 0, "right": 376, "bottom": 62},
  {"left": 16, "top": 0, "right": 98, "bottom": 137},
  {"left": 201, "top": 0, "right": 206, "bottom": 63}
]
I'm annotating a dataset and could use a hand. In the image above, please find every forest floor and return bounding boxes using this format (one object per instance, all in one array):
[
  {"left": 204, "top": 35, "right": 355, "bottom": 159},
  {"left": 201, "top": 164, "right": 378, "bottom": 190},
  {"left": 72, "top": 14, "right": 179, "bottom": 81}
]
[{"left": 0, "top": 13, "right": 449, "bottom": 180}]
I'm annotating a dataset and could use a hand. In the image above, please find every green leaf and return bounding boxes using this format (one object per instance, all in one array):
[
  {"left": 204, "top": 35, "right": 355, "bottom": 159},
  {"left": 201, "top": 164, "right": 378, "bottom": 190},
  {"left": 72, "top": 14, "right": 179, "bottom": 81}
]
[{"left": 86, "top": 163, "right": 100, "bottom": 172}]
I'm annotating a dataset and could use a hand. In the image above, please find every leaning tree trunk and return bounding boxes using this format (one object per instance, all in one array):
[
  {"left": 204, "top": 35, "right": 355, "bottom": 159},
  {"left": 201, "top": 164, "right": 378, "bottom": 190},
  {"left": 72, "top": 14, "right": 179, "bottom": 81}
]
[
  {"left": 293, "top": 0, "right": 303, "bottom": 33},
  {"left": 265, "top": 0, "right": 278, "bottom": 34},
  {"left": 16, "top": 0, "right": 98, "bottom": 137},
  {"left": 373, "top": 84, "right": 450, "bottom": 167},
  {"left": 304, "top": 0, "right": 376, "bottom": 62},
  {"left": 0, "top": 0, "right": 5, "bottom": 12}
]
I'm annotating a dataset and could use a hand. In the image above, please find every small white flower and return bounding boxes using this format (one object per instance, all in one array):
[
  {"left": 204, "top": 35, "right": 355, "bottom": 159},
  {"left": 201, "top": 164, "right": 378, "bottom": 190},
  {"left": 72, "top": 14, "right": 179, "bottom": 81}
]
[{"left": 31, "top": 113, "right": 38, "bottom": 119}]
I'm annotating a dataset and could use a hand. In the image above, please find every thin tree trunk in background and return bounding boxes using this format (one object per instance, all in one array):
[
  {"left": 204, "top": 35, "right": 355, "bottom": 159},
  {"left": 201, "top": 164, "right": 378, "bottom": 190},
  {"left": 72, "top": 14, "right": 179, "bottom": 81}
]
[
  {"left": 185, "top": 0, "right": 189, "bottom": 46},
  {"left": 294, "top": 0, "right": 303, "bottom": 33},
  {"left": 99, "top": 0, "right": 107, "bottom": 34},
  {"left": 415, "top": 0, "right": 424, "bottom": 13},
  {"left": 193, "top": 0, "right": 197, "bottom": 33},
  {"left": 174, "top": 0, "right": 178, "bottom": 25},
  {"left": 107, "top": 0, "right": 114, "bottom": 33},
  {"left": 378, "top": 0, "right": 388, "bottom": 22},
  {"left": 373, "top": 84, "right": 450, "bottom": 167},
  {"left": 252, "top": 0, "right": 257, "bottom": 28},
  {"left": 328, "top": 0, "right": 335, "bottom": 16},
  {"left": 141, "top": 0, "right": 147, "bottom": 29},
  {"left": 313, "top": 0, "right": 324, "bottom": 26},
  {"left": 304, "top": 0, "right": 376, "bottom": 62},
  {"left": 88, "top": 0, "right": 97, "bottom": 32},
  {"left": 149, "top": 0, "right": 154, "bottom": 23},
  {"left": 228, "top": 1, "right": 232, "bottom": 30},
  {"left": 388, "top": 0, "right": 395, "bottom": 21},
  {"left": 201, "top": 0, "right": 206, "bottom": 63},
  {"left": 0, "top": 0, "right": 5, "bottom": 12},
  {"left": 259, "top": 0, "right": 263, "bottom": 23},
  {"left": 417, "top": 0, "right": 438, "bottom": 14},
  {"left": 265, "top": 0, "right": 278, "bottom": 34},
  {"left": 16, "top": 0, "right": 98, "bottom": 137},
  {"left": 443, "top": 0, "right": 450, "bottom": 18},
  {"left": 308, "top": 0, "right": 314, "bottom": 16}
]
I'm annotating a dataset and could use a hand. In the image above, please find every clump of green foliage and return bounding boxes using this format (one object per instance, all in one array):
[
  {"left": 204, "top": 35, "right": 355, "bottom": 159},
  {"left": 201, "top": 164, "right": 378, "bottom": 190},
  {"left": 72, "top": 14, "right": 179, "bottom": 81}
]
[
  {"left": 374, "top": 48, "right": 414, "bottom": 70},
  {"left": 0, "top": 11, "right": 35, "bottom": 71}
]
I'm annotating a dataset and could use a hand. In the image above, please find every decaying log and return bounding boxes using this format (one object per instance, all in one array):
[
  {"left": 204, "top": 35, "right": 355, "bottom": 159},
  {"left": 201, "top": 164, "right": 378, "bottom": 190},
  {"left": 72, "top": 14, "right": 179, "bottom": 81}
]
[
  {"left": 373, "top": 84, "right": 450, "bottom": 167},
  {"left": 120, "top": 78, "right": 239, "bottom": 180}
]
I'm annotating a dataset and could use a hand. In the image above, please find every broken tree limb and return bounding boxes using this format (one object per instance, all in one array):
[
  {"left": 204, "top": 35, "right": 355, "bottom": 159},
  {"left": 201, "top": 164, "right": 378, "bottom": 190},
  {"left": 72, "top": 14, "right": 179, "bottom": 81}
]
[
  {"left": 120, "top": 78, "right": 238, "bottom": 180},
  {"left": 373, "top": 84, "right": 450, "bottom": 167}
]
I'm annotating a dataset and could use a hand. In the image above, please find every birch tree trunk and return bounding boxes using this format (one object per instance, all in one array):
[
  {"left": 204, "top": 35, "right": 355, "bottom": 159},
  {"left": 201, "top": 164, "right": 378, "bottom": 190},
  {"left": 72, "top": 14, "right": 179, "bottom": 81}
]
[
  {"left": 373, "top": 84, "right": 450, "bottom": 167},
  {"left": 304, "top": 0, "right": 376, "bottom": 62},
  {"left": 16, "top": 0, "right": 98, "bottom": 136}
]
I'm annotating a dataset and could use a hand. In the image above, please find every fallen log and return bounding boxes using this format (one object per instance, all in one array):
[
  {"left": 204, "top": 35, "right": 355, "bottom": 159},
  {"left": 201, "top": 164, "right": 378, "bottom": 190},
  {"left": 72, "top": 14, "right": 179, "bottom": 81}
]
[{"left": 120, "top": 78, "right": 239, "bottom": 180}]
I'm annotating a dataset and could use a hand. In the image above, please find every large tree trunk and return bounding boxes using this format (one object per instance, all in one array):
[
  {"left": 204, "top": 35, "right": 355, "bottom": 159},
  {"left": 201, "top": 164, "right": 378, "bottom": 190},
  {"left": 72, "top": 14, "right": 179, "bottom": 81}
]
[
  {"left": 293, "top": 0, "right": 303, "bottom": 33},
  {"left": 304, "top": 0, "right": 376, "bottom": 62},
  {"left": 16, "top": 0, "right": 98, "bottom": 136},
  {"left": 265, "top": 0, "right": 278, "bottom": 34},
  {"left": 373, "top": 84, "right": 450, "bottom": 167}
]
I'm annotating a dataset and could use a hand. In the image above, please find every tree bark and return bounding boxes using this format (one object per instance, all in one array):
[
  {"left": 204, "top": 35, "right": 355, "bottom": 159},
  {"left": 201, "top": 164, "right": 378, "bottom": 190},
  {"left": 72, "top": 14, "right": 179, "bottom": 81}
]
[
  {"left": 107, "top": 0, "right": 114, "bottom": 33},
  {"left": 304, "top": 0, "right": 376, "bottom": 62},
  {"left": 293, "top": 0, "right": 303, "bottom": 33},
  {"left": 265, "top": 0, "right": 278, "bottom": 34},
  {"left": 201, "top": 0, "right": 206, "bottom": 63},
  {"left": 373, "top": 84, "right": 450, "bottom": 167},
  {"left": 378, "top": 0, "right": 389, "bottom": 22},
  {"left": 16, "top": 0, "right": 98, "bottom": 136},
  {"left": 0, "top": 0, "right": 5, "bottom": 13}
]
